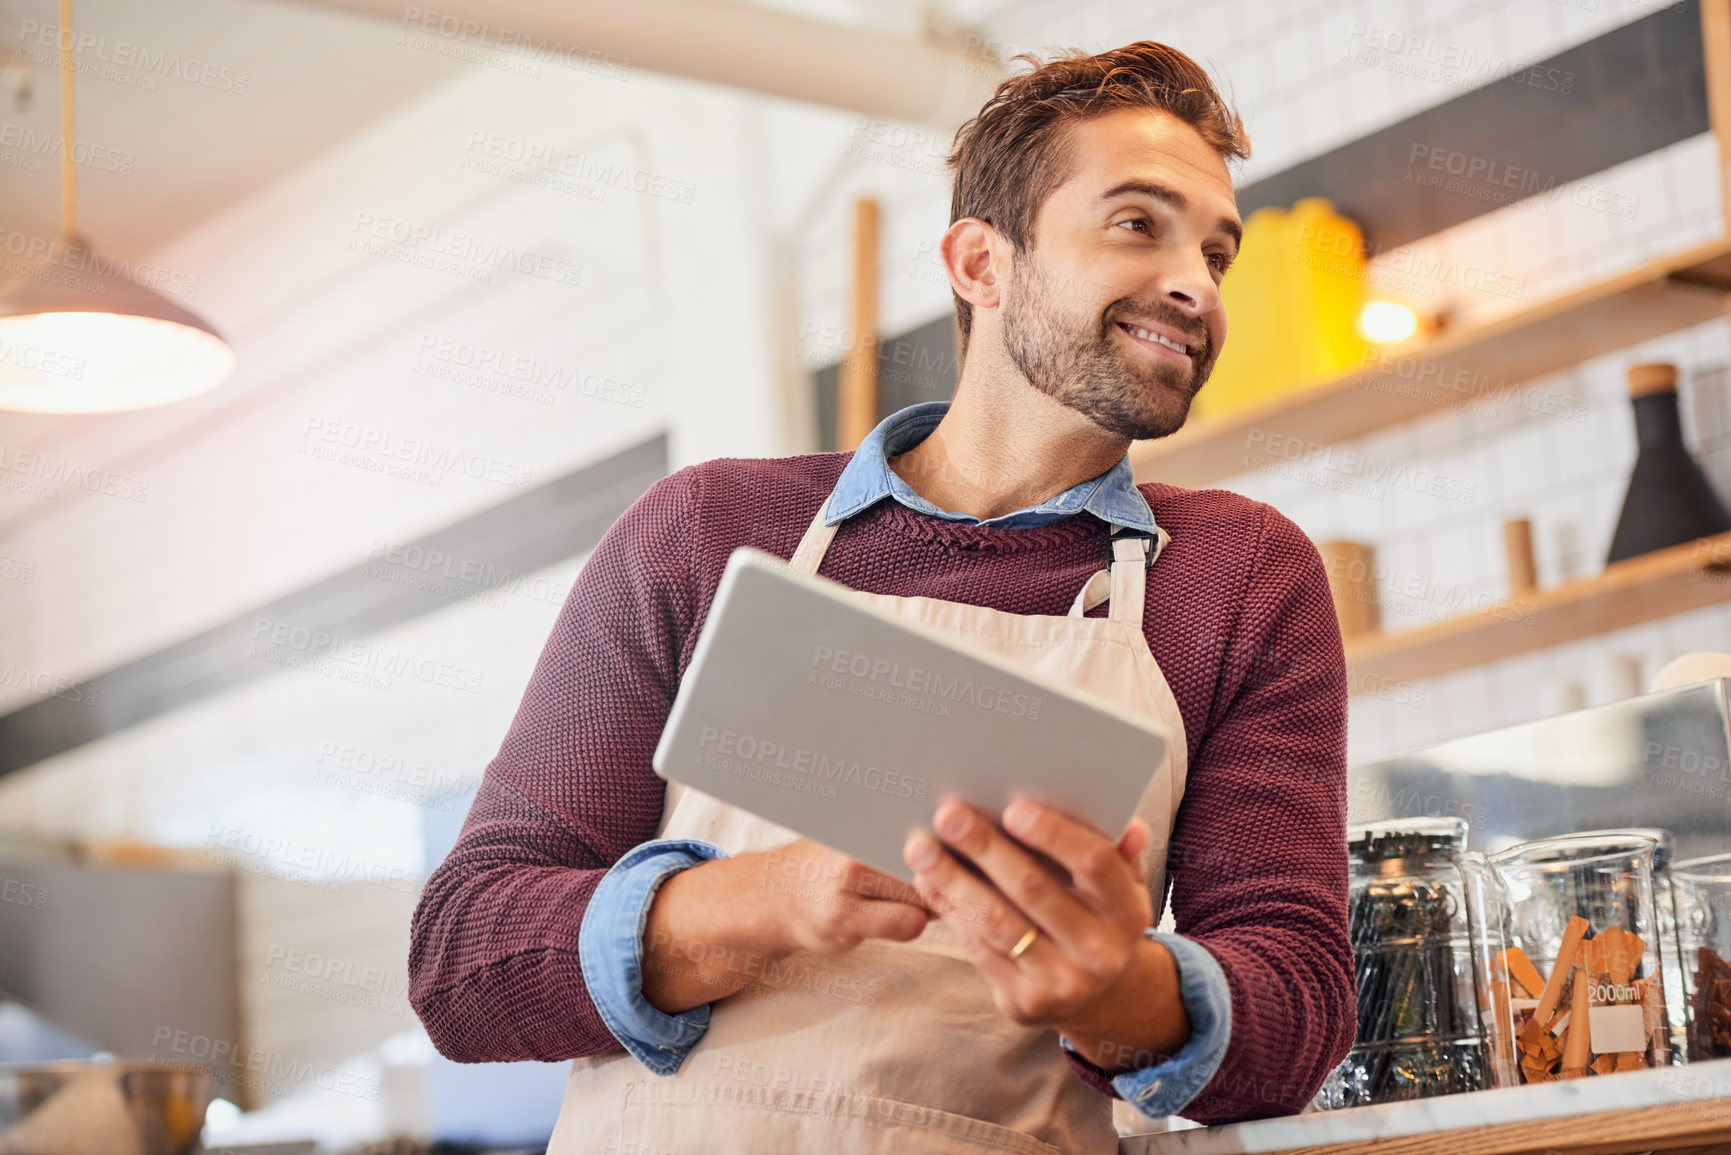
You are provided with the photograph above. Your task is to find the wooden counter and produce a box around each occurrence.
[1120,1059,1731,1155]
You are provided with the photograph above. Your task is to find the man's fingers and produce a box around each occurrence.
[857,899,930,943]
[1001,798,1147,912]
[909,815,1095,951]
[845,859,927,908]
[903,832,1027,954]
[1118,817,1152,868]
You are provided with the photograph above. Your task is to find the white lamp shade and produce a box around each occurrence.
[0,235,235,414]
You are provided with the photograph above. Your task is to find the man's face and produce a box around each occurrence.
[999,108,1240,440]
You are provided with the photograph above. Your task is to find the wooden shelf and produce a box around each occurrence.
[1344,531,1731,691]
[1129,238,1731,490]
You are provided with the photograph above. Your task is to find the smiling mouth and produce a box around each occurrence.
[1117,322,1196,358]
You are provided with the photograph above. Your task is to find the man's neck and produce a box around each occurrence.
[886,350,1130,521]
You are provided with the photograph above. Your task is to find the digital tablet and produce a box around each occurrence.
[651,546,1170,881]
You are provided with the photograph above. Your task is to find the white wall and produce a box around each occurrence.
[0,39,817,1135]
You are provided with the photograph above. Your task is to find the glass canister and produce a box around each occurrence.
[1311,818,1492,1109]
[1577,829,1688,1065]
[1488,833,1672,1082]
[1673,853,1731,1061]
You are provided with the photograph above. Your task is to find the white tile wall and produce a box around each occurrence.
[788,0,1729,766]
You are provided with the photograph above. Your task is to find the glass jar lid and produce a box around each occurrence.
[1347,817,1468,863]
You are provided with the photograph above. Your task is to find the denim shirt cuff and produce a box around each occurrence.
[1060,929,1233,1118]
[577,838,725,1075]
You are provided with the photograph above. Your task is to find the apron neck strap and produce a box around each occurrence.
[1068,527,1166,623]
[788,503,838,576]
[793,495,1163,630]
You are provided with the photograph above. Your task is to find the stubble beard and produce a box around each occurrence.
[1002,257,1215,441]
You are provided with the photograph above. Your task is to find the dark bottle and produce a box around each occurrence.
[1607,363,1731,565]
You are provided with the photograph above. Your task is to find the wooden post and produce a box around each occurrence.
[1503,518,1538,597]
[1702,0,1731,336]
[1317,540,1381,639]
[838,197,880,451]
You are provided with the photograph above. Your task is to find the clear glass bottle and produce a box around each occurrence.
[1311,818,1492,1109]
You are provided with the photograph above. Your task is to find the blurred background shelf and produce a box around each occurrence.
[1344,530,1731,690]
[1130,238,1731,490]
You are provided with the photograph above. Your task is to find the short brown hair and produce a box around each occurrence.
[947,42,1249,351]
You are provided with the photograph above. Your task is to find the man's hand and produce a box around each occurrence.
[642,838,928,1015]
[901,797,1191,1072]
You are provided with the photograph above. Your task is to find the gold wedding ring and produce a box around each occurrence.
[1007,928,1039,962]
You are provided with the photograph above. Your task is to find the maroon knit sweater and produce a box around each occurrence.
[407,452,1354,1125]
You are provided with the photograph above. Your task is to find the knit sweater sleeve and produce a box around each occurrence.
[1163,505,1355,1124]
[407,467,699,1063]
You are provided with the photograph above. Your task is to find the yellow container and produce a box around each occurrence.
[1195,197,1370,420]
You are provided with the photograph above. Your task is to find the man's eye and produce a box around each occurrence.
[1117,218,1149,234]
[1207,252,1231,272]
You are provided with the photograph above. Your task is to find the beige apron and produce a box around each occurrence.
[548,496,1190,1155]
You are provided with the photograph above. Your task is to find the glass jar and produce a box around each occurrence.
[1673,853,1731,1061]
[1575,829,1688,1065]
[1488,833,1671,1082]
[1311,818,1492,1110]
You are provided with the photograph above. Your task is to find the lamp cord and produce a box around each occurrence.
[58,0,75,238]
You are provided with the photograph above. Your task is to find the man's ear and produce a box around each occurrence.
[940,218,1006,314]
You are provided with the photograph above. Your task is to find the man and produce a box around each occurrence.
[409,40,1353,1151]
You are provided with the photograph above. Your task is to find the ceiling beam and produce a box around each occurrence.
[294,0,1004,126]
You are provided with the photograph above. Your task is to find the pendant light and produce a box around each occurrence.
[0,0,234,413]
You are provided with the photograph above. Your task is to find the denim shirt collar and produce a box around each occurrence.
[823,401,1158,534]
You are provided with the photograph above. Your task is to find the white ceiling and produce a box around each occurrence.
[0,0,1024,264]
[0,0,467,265]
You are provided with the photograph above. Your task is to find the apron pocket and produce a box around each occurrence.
[614,1080,1063,1155]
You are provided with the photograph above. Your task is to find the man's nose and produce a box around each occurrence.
[1159,255,1220,317]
